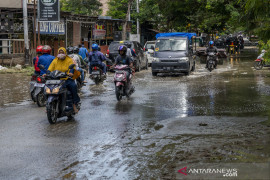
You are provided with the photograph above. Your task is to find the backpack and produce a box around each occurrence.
[92,52,100,63]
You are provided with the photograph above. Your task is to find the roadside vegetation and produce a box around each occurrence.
[0,66,34,76]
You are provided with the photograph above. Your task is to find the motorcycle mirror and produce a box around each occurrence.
[69,64,75,69]
[39,64,45,70]
[150,46,155,50]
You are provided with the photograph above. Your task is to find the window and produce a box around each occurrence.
[156,39,187,51]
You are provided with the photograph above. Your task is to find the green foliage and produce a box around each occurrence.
[107,0,269,41]
[60,0,102,16]
[239,0,270,41]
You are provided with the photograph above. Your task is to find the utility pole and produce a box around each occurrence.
[136,0,140,42]
[33,0,36,48]
[23,0,30,65]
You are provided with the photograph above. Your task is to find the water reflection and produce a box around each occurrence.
[0,74,30,107]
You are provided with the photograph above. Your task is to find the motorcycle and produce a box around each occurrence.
[33,76,46,107]
[90,66,106,85]
[29,73,38,102]
[44,64,80,124]
[207,52,217,72]
[254,58,270,70]
[114,65,135,101]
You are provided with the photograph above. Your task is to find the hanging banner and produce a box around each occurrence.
[36,20,65,34]
[38,0,60,22]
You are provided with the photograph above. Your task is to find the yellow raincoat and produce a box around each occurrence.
[48,47,80,80]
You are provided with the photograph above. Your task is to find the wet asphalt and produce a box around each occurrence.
[0,49,270,180]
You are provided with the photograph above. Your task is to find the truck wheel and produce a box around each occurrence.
[152,72,157,76]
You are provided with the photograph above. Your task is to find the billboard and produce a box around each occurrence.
[38,0,60,22]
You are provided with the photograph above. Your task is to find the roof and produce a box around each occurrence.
[156,32,197,40]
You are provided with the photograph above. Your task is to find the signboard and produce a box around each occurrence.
[93,30,106,39]
[130,34,140,43]
[36,20,65,34]
[38,0,60,22]
[93,24,106,39]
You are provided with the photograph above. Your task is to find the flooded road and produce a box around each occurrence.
[0,49,269,179]
[0,73,30,107]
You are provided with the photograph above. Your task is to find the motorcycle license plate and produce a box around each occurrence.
[46,80,61,85]
[34,83,45,87]
[92,71,100,75]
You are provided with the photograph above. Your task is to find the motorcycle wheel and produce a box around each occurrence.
[254,61,263,70]
[208,64,213,72]
[115,86,122,101]
[95,78,100,85]
[47,101,58,124]
[37,93,46,107]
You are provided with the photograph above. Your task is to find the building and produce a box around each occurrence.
[0,0,130,65]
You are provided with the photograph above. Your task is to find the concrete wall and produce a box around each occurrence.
[0,0,22,8]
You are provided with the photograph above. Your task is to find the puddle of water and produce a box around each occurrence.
[0,73,31,107]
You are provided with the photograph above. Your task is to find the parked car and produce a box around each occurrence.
[151,33,196,76]
[144,41,155,67]
[106,41,147,71]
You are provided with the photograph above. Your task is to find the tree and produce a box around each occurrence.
[240,0,270,41]
[60,0,102,16]
[107,0,134,40]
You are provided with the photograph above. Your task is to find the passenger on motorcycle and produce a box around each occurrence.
[125,42,136,60]
[89,44,107,75]
[47,47,80,113]
[67,47,86,83]
[38,45,55,75]
[206,41,218,69]
[33,45,43,75]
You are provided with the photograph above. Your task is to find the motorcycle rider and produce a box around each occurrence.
[46,47,80,113]
[38,45,55,75]
[89,44,107,75]
[33,45,43,75]
[257,49,266,60]
[78,44,89,61]
[206,41,218,69]
[113,45,133,88]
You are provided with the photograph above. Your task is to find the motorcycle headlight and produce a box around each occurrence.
[45,87,51,94]
[52,87,60,94]
[179,57,189,62]
[152,58,160,62]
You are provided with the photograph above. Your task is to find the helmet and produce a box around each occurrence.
[73,46,79,54]
[118,45,127,54]
[262,49,266,53]
[209,41,214,45]
[42,45,52,54]
[92,43,99,51]
[66,47,74,54]
[124,42,132,48]
[36,45,43,53]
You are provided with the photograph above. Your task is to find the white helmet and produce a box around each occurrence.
[262,49,266,53]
